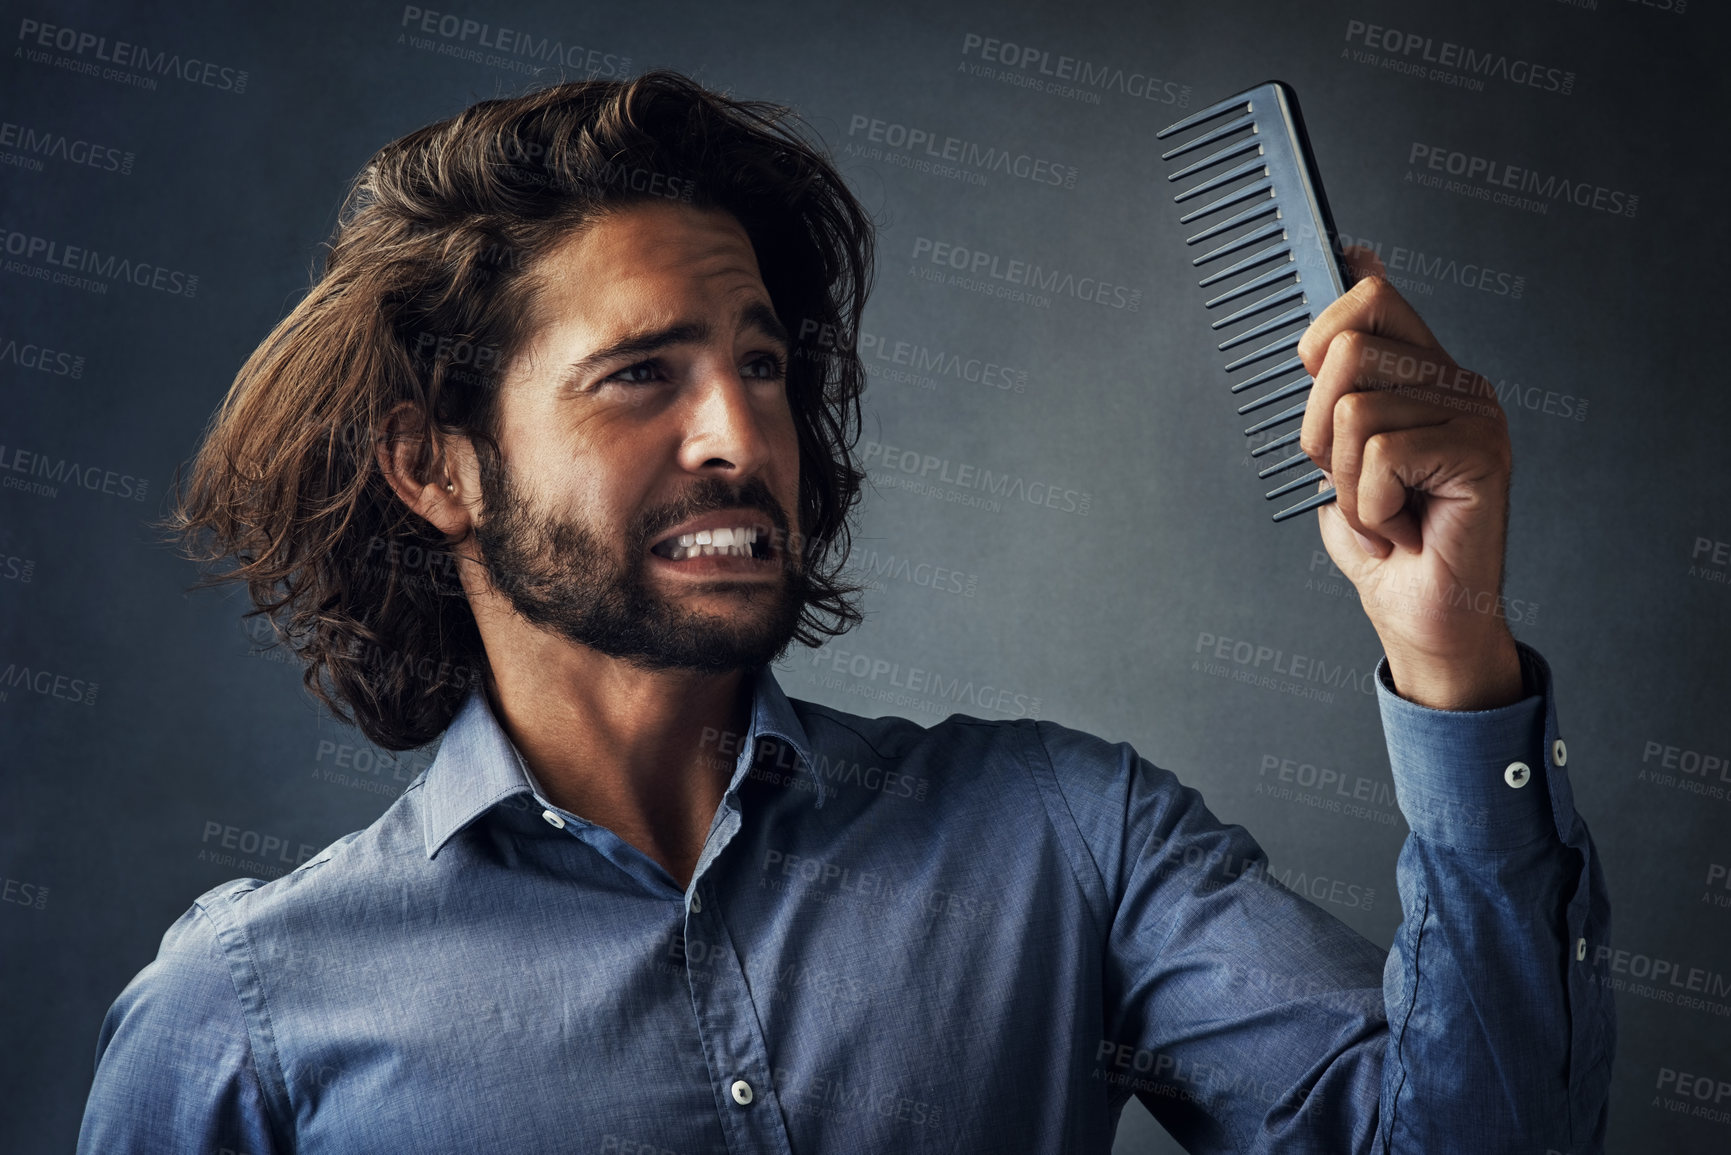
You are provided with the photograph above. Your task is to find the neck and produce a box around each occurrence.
[476,611,755,891]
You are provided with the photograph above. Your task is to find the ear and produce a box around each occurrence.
[375,401,477,540]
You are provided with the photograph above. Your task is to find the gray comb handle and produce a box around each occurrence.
[1157,81,1352,523]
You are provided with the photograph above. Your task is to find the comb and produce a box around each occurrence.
[1156,81,1351,523]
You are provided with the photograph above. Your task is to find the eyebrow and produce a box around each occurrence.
[559,300,790,389]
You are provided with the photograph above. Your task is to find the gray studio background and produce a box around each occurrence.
[3,0,1727,1151]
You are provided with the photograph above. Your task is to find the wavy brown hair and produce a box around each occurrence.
[168,70,875,751]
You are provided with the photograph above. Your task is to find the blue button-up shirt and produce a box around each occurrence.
[78,641,1611,1153]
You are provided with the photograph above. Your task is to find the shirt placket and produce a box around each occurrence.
[683,815,797,1155]
[527,746,798,1154]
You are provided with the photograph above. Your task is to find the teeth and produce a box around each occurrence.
[658,527,763,561]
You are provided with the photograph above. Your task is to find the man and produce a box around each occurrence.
[79,70,1611,1153]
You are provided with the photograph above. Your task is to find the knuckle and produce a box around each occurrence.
[1353,274,1391,303]
[1334,390,1370,431]
[1361,430,1394,473]
[1332,328,1372,367]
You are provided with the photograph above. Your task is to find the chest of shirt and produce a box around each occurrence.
[250,757,1122,1153]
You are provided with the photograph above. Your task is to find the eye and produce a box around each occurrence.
[603,360,666,386]
[743,352,788,380]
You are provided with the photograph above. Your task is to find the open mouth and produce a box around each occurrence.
[650,525,773,562]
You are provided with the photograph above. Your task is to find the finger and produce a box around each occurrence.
[1326,331,1499,421]
[1300,329,1457,479]
[1350,432,1424,554]
[1297,276,1441,377]
[1354,424,1510,553]
[1342,335,1502,418]
[1320,390,1457,551]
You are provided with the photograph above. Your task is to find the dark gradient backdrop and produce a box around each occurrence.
[3,0,1727,1151]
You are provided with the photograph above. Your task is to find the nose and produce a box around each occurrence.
[676,361,776,479]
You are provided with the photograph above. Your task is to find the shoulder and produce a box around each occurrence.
[85,896,286,1151]
[787,694,1046,769]
[106,896,243,1034]
[187,779,435,954]
[103,789,435,1064]
[787,694,1157,783]
[785,694,1182,844]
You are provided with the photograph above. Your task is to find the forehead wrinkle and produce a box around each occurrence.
[590,202,758,269]
[505,206,773,395]
[641,240,762,292]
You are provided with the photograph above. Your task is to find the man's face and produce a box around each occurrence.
[469,200,807,672]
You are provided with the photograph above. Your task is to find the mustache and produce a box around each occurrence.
[632,476,793,551]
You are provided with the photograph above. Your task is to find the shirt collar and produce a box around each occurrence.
[418,664,822,860]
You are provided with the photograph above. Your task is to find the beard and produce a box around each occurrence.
[469,450,809,673]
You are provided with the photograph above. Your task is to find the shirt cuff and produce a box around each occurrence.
[1375,641,1556,852]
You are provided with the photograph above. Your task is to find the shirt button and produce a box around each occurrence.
[541,808,565,829]
[1504,761,1531,789]
[1576,937,1587,961]
[691,892,703,913]
[730,1079,753,1106]
[1552,738,1568,767]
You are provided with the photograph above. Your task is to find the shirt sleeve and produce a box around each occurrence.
[1372,641,1612,1152]
[77,897,286,1155]
[1040,640,1612,1154]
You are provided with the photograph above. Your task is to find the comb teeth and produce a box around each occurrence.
[1158,81,1351,522]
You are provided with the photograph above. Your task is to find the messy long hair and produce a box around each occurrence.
[169,70,875,750]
